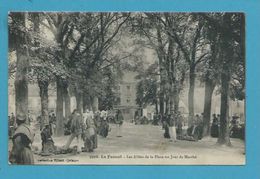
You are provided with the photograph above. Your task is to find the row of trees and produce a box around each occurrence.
[134,13,245,145]
[9,12,141,136]
[9,12,245,145]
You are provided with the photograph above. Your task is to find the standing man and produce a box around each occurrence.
[115,109,124,137]
[9,114,35,164]
[63,109,83,153]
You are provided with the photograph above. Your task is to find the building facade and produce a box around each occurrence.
[114,71,139,120]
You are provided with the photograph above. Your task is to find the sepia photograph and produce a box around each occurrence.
[8,12,245,165]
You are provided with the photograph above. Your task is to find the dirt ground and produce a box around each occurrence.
[9,121,245,165]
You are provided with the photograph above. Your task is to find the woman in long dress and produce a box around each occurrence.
[168,114,177,142]
[9,114,35,164]
[115,110,124,137]
[83,111,96,152]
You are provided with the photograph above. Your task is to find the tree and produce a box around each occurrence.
[200,13,245,145]
[30,13,52,128]
[201,39,219,136]
[39,12,79,135]
[9,12,29,123]
[130,13,190,117]
[130,13,170,116]
[98,67,118,110]
[136,63,159,113]
[198,21,221,136]
[157,13,209,124]
[69,13,131,112]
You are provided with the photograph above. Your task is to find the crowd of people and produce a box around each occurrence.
[160,113,184,142]
[210,113,245,139]
[40,109,124,154]
[8,108,125,164]
[8,108,244,164]
[136,112,244,142]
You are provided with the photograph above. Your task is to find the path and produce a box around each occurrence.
[31,122,245,165]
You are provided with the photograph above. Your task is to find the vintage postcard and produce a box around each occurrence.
[8,12,245,165]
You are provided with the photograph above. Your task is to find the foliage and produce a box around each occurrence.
[136,63,159,108]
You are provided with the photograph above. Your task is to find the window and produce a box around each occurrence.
[126,99,130,103]
[127,85,130,90]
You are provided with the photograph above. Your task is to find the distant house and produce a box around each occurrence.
[8,73,245,122]
[27,84,57,115]
[8,81,77,119]
[114,71,139,120]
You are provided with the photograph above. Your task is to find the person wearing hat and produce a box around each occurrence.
[99,116,110,138]
[63,109,83,153]
[210,114,219,138]
[230,115,240,138]
[82,110,97,152]
[9,114,35,164]
[40,123,55,155]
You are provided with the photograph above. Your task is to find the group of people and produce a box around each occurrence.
[93,109,124,138]
[8,108,125,164]
[210,113,244,139]
[62,108,124,154]
[159,112,204,142]
[161,113,183,142]
[134,115,149,125]
[186,114,204,141]
[62,109,98,153]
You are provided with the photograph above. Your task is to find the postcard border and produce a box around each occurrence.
[1,0,260,178]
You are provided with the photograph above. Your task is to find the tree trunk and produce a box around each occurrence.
[83,95,87,112]
[156,27,166,117]
[76,92,83,114]
[217,13,233,146]
[159,92,164,116]
[56,77,64,136]
[15,49,29,123]
[167,34,175,115]
[169,78,174,114]
[92,97,99,112]
[217,68,231,146]
[14,13,29,124]
[63,85,71,120]
[155,98,159,114]
[188,64,196,126]
[83,94,92,112]
[173,86,180,115]
[38,80,49,129]
[217,39,232,146]
[202,77,215,136]
[32,13,49,129]
[169,89,174,114]
[165,97,169,115]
